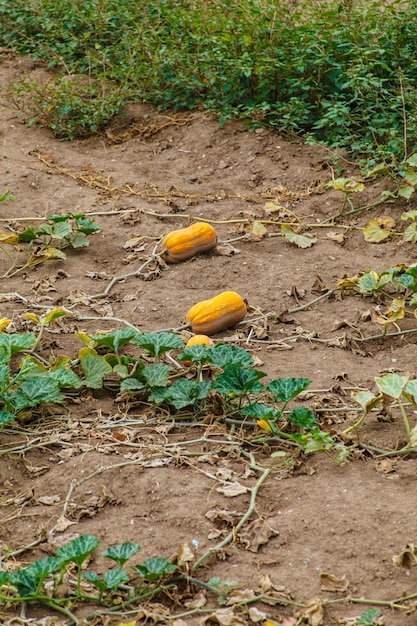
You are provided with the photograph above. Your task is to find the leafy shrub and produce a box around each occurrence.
[1,0,417,159]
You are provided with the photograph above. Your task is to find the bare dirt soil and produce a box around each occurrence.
[1,54,417,626]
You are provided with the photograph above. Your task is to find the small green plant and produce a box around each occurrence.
[0,534,177,622]
[0,212,101,278]
[337,263,417,333]
[10,75,128,139]
[353,608,381,625]
[345,373,417,450]
[0,189,14,202]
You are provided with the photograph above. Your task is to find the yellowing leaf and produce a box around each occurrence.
[76,331,94,346]
[335,275,359,290]
[264,201,287,214]
[0,317,12,331]
[0,231,19,245]
[251,220,268,240]
[24,313,40,324]
[43,307,68,325]
[403,222,417,243]
[374,297,405,325]
[362,217,394,243]
[327,177,365,193]
[398,185,414,199]
[281,224,316,248]
[405,169,417,186]
[29,247,66,265]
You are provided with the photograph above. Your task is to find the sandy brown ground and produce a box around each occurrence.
[1,54,417,626]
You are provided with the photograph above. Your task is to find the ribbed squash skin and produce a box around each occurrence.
[185,291,247,335]
[161,222,217,263]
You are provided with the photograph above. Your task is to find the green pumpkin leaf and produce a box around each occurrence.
[266,377,311,402]
[9,569,38,597]
[142,363,170,388]
[12,376,63,410]
[166,378,211,409]
[398,185,414,199]
[406,153,417,167]
[403,222,417,243]
[375,373,408,399]
[134,557,176,582]
[120,378,145,392]
[133,331,184,357]
[83,571,107,591]
[103,568,129,589]
[241,403,279,420]
[76,218,102,235]
[208,344,253,368]
[0,411,15,427]
[70,234,90,248]
[214,364,266,397]
[352,390,383,412]
[178,344,212,365]
[101,543,141,567]
[0,332,36,365]
[90,328,137,352]
[288,406,316,429]
[56,534,99,567]
[356,271,380,294]
[80,353,113,388]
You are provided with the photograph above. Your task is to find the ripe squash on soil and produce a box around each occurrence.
[160,222,217,263]
[185,291,247,335]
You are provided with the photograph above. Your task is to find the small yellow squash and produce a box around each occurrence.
[185,291,247,336]
[160,222,217,263]
[185,334,214,348]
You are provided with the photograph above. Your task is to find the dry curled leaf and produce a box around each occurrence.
[320,572,349,592]
[184,590,207,609]
[393,543,417,569]
[215,243,241,256]
[375,459,397,474]
[205,508,241,527]
[199,606,246,626]
[239,518,279,552]
[216,481,248,497]
[176,542,195,565]
[296,597,324,626]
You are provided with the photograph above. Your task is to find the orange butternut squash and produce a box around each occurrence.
[185,291,247,335]
[160,222,217,263]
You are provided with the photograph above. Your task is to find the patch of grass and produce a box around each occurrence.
[0,0,416,162]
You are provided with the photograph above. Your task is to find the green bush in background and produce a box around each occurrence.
[0,0,416,162]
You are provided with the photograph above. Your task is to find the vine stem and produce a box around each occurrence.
[89,244,160,299]
[191,453,270,570]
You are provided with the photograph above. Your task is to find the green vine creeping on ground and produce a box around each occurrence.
[0,534,177,623]
[0,324,337,456]
[0,212,102,278]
